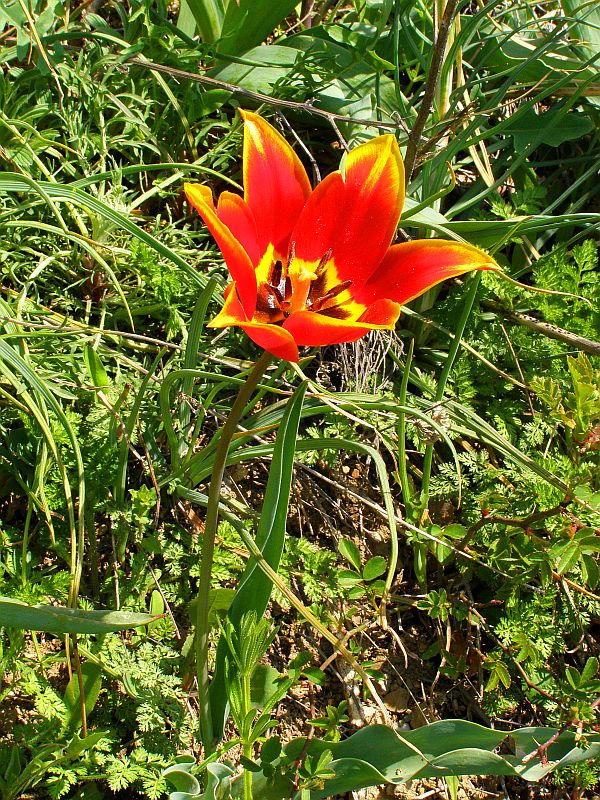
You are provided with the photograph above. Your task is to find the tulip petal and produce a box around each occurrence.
[241,110,311,260]
[356,239,499,306]
[283,299,401,347]
[185,183,257,316]
[208,281,299,362]
[216,192,261,266]
[291,134,404,290]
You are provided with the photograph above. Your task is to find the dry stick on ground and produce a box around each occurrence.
[403,0,461,181]
[482,300,600,357]
[124,57,402,132]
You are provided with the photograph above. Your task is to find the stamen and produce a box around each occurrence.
[255,283,285,324]
[279,277,292,312]
[271,284,284,303]
[286,242,296,274]
[316,248,333,273]
[311,279,353,312]
[270,259,282,288]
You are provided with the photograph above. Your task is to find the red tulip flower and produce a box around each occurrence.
[185,111,497,363]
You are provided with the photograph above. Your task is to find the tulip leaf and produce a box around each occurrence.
[177,0,224,43]
[217,0,298,56]
[279,721,600,798]
[209,381,308,740]
[560,0,600,64]
[164,759,236,799]
[0,597,158,635]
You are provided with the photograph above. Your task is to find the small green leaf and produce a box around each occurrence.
[362,556,387,581]
[83,345,109,390]
[337,569,363,588]
[338,538,361,571]
[302,667,327,685]
[348,585,367,600]
[565,666,581,689]
[555,542,581,575]
[147,590,164,634]
[260,736,282,765]
[581,554,600,588]
[580,657,598,684]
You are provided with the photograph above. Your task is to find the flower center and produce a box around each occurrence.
[254,245,353,325]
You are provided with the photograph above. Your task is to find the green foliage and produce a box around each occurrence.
[1,0,600,797]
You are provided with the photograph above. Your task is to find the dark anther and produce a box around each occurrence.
[270,284,284,303]
[270,260,282,288]
[311,279,353,312]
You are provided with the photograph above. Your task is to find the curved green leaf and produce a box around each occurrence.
[0,597,158,635]
[281,721,600,798]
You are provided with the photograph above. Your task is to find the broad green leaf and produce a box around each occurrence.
[210,382,308,740]
[506,107,594,150]
[250,664,281,709]
[561,0,600,63]
[210,36,395,139]
[175,0,198,37]
[64,662,103,731]
[0,597,157,634]
[281,721,600,797]
[164,759,201,798]
[411,212,600,249]
[217,0,298,56]
[178,0,224,43]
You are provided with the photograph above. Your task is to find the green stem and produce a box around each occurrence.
[242,671,253,800]
[396,337,414,517]
[420,272,481,517]
[403,0,460,181]
[195,350,273,754]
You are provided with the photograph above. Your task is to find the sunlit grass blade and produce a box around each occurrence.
[0,172,209,289]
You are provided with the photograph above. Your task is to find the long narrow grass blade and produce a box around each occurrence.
[0,172,208,288]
